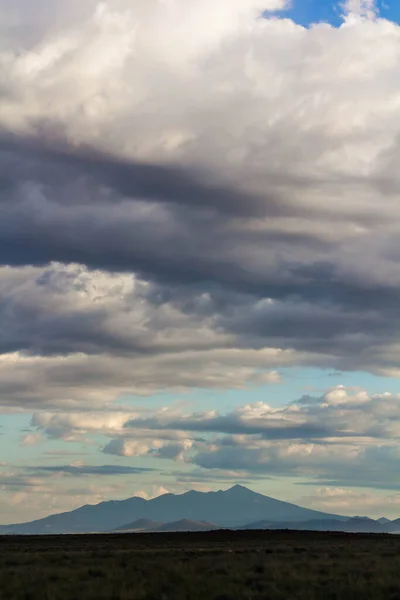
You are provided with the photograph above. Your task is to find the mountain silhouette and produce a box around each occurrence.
[0,485,346,535]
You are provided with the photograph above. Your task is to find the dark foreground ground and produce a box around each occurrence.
[1,529,400,600]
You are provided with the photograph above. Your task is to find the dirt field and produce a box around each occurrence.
[1,529,400,599]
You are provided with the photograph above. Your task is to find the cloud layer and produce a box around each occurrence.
[1,0,400,392]
[26,385,400,491]
[2,0,400,519]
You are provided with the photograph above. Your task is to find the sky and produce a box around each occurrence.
[2,0,400,524]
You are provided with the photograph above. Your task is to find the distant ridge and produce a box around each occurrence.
[0,485,346,535]
[242,517,388,534]
[114,519,161,532]
[114,515,398,536]
[148,519,218,532]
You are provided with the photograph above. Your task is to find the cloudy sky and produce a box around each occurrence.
[2,0,400,523]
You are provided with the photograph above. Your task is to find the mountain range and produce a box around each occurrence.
[113,515,400,534]
[0,485,398,535]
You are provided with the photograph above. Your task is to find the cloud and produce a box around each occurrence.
[0,262,288,409]
[133,485,172,500]
[173,387,400,489]
[342,0,378,21]
[0,460,142,523]
[0,349,283,411]
[27,464,155,476]
[27,385,400,491]
[0,472,46,491]
[301,486,400,518]
[124,386,400,441]
[169,468,268,484]
[1,259,400,414]
[20,433,42,446]
[103,437,194,460]
[1,3,400,395]
[191,440,400,491]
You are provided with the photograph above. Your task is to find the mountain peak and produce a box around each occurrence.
[377,517,391,523]
[226,484,254,495]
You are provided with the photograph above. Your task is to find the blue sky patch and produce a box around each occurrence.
[268,0,399,28]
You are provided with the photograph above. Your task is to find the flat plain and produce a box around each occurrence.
[1,530,400,600]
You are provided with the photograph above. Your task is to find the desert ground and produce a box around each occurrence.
[1,530,400,599]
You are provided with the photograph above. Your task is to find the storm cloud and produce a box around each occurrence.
[2,3,400,381]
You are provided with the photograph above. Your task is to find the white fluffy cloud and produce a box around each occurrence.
[343,0,378,21]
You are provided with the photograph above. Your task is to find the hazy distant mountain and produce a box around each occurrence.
[242,516,388,534]
[387,518,400,533]
[148,519,218,532]
[114,513,398,536]
[377,517,392,524]
[344,518,386,533]
[0,485,346,535]
[114,519,162,532]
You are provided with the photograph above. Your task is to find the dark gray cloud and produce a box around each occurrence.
[124,414,337,440]
[0,475,40,489]
[0,134,335,295]
[0,135,377,284]
[1,0,400,387]
[27,465,155,476]
[1,132,400,377]
[0,133,283,217]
